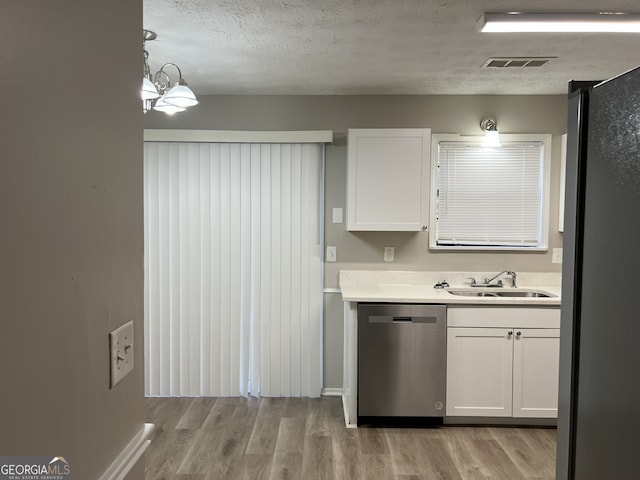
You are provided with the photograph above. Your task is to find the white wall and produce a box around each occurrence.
[144,93,568,389]
[0,2,144,478]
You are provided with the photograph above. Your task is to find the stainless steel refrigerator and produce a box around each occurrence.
[558,67,640,479]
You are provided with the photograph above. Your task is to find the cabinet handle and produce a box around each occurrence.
[516,331,522,337]
[507,331,513,337]
[422,225,428,231]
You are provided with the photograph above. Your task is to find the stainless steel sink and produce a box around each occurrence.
[492,290,554,298]
[446,288,555,298]
[447,290,502,297]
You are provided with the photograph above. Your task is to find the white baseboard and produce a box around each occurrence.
[98,423,155,480]
[321,387,343,397]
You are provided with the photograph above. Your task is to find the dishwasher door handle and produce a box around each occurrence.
[369,315,438,324]
[393,316,412,323]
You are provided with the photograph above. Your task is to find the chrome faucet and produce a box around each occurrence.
[484,270,517,288]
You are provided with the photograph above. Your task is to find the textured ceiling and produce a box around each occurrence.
[143,0,640,95]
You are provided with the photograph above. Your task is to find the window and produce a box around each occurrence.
[430,134,551,250]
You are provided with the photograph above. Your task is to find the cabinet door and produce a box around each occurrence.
[347,128,431,231]
[512,328,560,418]
[446,327,513,417]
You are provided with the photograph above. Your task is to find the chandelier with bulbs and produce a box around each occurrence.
[141,30,198,115]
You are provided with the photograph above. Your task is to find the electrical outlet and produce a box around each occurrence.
[552,248,563,264]
[110,321,134,388]
[384,246,395,262]
[326,246,337,262]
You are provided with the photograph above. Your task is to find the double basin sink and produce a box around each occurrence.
[446,288,555,298]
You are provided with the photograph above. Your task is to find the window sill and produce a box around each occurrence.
[429,245,548,252]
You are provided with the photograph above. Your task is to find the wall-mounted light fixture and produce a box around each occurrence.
[142,30,198,115]
[478,12,640,33]
[480,117,501,147]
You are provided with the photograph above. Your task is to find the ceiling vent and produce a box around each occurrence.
[482,57,556,68]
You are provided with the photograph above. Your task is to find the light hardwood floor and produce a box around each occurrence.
[144,396,556,480]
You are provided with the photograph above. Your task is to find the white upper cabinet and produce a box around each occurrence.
[347,128,431,231]
[559,133,567,232]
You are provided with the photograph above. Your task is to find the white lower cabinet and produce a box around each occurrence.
[446,307,560,419]
[512,328,560,418]
[447,327,514,417]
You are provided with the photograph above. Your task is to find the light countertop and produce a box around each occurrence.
[339,270,561,306]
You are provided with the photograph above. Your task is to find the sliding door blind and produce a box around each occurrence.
[144,142,322,397]
[436,141,544,247]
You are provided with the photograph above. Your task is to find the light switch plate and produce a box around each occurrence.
[332,208,343,224]
[326,246,337,262]
[110,321,134,388]
[552,248,563,264]
[384,246,395,262]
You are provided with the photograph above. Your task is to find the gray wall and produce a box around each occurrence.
[0,2,144,479]
[145,94,568,389]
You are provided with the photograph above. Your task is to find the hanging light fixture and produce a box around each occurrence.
[480,116,502,147]
[142,29,198,115]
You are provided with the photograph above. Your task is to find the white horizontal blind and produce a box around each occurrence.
[436,141,544,247]
[144,141,323,398]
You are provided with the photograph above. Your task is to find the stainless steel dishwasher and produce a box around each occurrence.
[358,303,446,419]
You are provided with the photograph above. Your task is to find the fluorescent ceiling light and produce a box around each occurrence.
[479,12,640,33]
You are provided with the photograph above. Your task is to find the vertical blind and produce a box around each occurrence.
[435,141,545,247]
[144,142,323,397]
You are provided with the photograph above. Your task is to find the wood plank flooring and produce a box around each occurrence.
[144,396,556,480]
